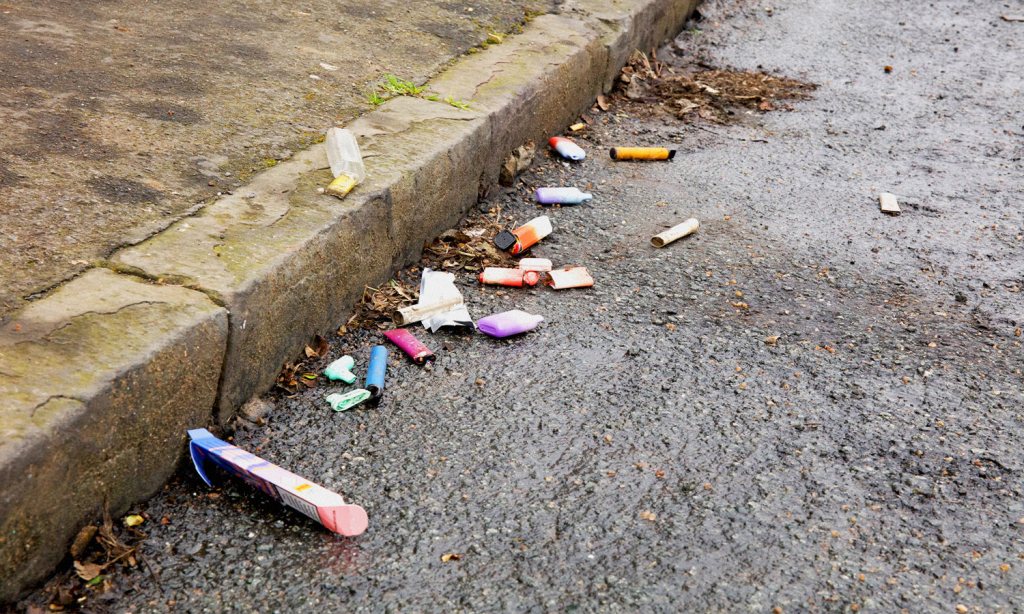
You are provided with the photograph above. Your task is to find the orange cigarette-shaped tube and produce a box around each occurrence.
[609,147,676,161]
[479,267,539,287]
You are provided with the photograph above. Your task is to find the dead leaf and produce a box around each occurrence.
[596,94,610,111]
[54,585,75,608]
[765,335,780,345]
[345,212,509,331]
[304,334,329,358]
[97,505,135,561]
[74,561,103,582]
[123,514,144,528]
[69,525,98,559]
[697,106,716,121]
[276,361,300,393]
[440,552,462,562]
[625,79,645,100]
[639,510,657,521]
[675,98,698,114]
[391,279,414,301]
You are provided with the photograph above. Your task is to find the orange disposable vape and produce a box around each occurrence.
[609,147,676,161]
[493,215,552,255]
[479,267,540,287]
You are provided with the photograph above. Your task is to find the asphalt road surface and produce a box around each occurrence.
[21,0,1023,611]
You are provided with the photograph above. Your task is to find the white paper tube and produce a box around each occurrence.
[393,296,461,326]
[651,218,700,248]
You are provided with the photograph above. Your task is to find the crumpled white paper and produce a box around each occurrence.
[418,268,472,332]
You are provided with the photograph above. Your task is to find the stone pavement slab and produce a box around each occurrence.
[0,0,550,318]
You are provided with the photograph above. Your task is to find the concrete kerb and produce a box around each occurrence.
[0,270,227,601]
[0,0,697,601]
[111,0,698,424]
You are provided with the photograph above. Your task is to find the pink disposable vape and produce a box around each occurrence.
[477,310,544,338]
[382,329,435,364]
[548,136,586,161]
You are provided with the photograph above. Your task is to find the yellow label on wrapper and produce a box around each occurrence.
[326,174,357,198]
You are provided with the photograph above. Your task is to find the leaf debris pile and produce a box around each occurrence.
[421,211,512,273]
[343,211,512,332]
[613,50,816,122]
[275,334,330,394]
[46,507,147,610]
[275,211,513,392]
[344,277,421,332]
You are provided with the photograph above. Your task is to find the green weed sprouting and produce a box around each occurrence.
[366,74,470,111]
[380,74,426,96]
[444,95,471,110]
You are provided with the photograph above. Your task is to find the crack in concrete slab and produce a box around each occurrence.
[27,394,85,419]
[97,262,226,308]
[469,60,514,99]
[36,300,164,344]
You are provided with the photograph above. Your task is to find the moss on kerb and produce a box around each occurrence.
[0,301,190,438]
[428,16,588,105]
[189,111,485,285]
[361,115,484,168]
[1,397,83,442]
[204,171,345,283]
[0,270,224,440]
